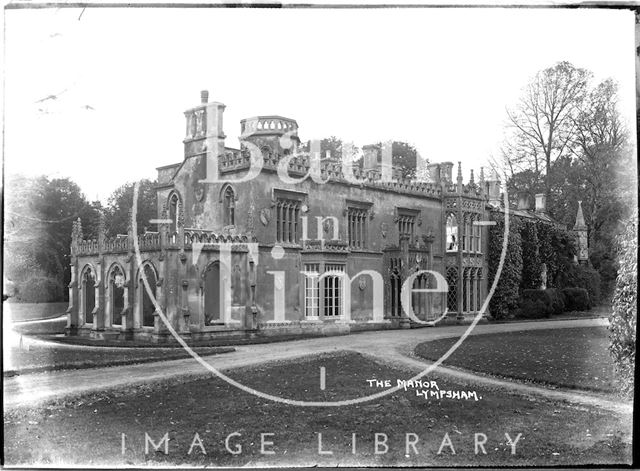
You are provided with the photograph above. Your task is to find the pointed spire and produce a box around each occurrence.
[457,161,463,184]
[573,201,587,230]
[469,169,475,185]
[98,210,106,237]
[76,217,83,241]
[479,167,485,185]
[98,210,106,253]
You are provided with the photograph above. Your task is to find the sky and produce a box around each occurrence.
[3,7,637,202]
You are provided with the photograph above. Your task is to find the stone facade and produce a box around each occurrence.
[66,92,501,342]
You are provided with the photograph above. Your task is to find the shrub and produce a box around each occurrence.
[546,288,565,315]
[561,287,591,312]
[518,289,563,318]
[557,264,601,305]
[609,216,636,398]
[14,275,64,303]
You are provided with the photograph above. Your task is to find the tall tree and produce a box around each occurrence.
[4,174,101,301]
[569,79,632,297]
[105,179,158,237]
[506,61,591,203]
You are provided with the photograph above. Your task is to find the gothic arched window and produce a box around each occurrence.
[223,186,235,226]
[168,193,180,234]
[446,214,458,252]
[463,214,471,252]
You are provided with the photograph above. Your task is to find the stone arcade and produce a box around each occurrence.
[65,91,584,342]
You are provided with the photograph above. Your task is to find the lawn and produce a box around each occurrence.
[4,351,631,467]
[415,326,618,393]
[4,344,234,375]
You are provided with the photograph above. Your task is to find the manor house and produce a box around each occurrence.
[65,91,574,342]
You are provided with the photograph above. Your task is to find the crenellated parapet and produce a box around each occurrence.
[302,239,350,253]
[73,227,257,256]
[218,150,443,199]
[240,116,299,138]
[183,228,256,246]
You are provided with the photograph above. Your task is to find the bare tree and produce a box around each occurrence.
[571,78,632,237]
[506,61,591,200]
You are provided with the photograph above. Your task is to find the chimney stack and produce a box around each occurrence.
[362,144,380,171]
[201,90,209,104]
[486,169,501,207]
[534,193,546,213]
[517,191,531,210]
[440,161,454,182]
[427,163,441,183]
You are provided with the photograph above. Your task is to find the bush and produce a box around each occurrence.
[519,298,551,319]
[546,288,565,315]
[518,289,564,318]
[557,264,601,305]
[14,275,64,303]
[609,216,636,398]
[561,287,591,312]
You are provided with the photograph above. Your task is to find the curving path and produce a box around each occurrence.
[5,317,628,414]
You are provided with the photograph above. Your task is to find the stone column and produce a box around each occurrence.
[180,280,191,335]
[66,262,79,334]
[93,260,106,331]
[399,234,411,328]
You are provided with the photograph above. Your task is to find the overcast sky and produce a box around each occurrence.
[4,7,636,202]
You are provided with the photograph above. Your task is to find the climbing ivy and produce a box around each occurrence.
[609,215,637,398]
[520,220,542,290]
[487,211,523,319]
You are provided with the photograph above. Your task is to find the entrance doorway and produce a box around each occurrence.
[204,262,221,324]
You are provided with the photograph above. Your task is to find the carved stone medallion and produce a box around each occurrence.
[194,182,205,202]
[260,208,271,226]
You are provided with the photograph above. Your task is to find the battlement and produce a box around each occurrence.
[72,224,256,257]
[218,149,444,199]
[240,116,299,138]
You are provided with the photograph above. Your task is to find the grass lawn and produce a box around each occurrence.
[415,326,617,394]
[4,351,631,467]
[4,344,234,375]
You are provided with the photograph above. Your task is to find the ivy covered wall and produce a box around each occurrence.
[487,209,599,319]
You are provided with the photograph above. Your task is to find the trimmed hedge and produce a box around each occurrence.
[557,264,601,306]
[561,287,591,312]
[546,288,565,315]
[609,215,636,398]
[519,288,565,319]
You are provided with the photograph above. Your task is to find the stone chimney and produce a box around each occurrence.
[517,191,531,210]
[427,163,441,182]
[440,162,454,182]
[183,91,226,182]
[362,144,380,172]
[485,168,501,207]
[534,193,547,213]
